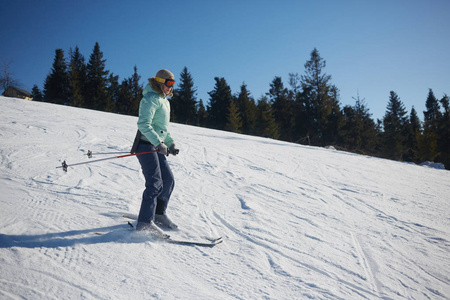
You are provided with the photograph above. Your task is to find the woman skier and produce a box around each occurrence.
[131,69,179,237]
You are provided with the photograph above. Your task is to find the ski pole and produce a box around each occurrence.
[86,150,130,158]
[57,150,159,172]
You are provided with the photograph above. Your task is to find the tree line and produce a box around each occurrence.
[31,43,450,170]
[31,42,142,116]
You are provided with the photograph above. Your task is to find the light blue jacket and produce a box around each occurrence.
[137,84,174,147]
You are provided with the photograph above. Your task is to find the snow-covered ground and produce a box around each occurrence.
[1,97,449,299]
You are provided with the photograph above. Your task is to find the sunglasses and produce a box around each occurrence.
[155,77,175,88]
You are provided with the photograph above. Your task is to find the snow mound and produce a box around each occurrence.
[420,161,446,169]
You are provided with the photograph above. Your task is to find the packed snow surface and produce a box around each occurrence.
[1,97,449,299]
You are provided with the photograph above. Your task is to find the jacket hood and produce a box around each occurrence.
[142,83,157,97]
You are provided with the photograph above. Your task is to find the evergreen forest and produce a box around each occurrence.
[30,43,450,170]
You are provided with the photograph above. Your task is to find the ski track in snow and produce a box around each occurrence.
[1,97,450,299]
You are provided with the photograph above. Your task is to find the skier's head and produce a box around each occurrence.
[155,69,175,83]
[150,69,175,97]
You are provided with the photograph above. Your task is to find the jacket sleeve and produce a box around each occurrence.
[164,132,174,148]
[137,95,162,146]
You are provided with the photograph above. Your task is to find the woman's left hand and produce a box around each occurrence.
[169,144,179,156]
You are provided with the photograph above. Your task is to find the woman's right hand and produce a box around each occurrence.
[156,143,169,156]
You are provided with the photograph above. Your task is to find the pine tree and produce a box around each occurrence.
[437,94,450,169]
[300,48,341,146]
[43,49,70,104]
[322,85,343,145]
[382,91,409,160]
[268,76,294,141]
[207,77,233,130]
[293,84,313,145]
[418,89,442,163]
[197,99,208,127]
[68,46,86,107]
[287,72,309,143]
[367,118,382,156]
[170,88,179,122]
[31,85,43,101]
[374,119,384,155]
[416,130,439,163]
[108,74,121,113]
[404,106,421,162]
[122,78,136,115]
[129,66,142,116]
[172,67,197,124]
[85,42,112,111]
[256,95,279,139]
[340,105,360,149]
[340,93,376,153]
[423,89,441,131]
[225,101,242,133]
[355,93,377,154]
[236,83,257,135]
[111,66,142,116]
[441,94,450,115]
[288,72,301,96]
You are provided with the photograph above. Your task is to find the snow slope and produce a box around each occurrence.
[1,97,449,299]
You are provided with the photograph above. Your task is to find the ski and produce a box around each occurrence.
[123,214,223,247]
[165,236,223,247]
[122,213,139,220]
[94,228,222,247]
[95,222,134,235]
[130,226,223,247]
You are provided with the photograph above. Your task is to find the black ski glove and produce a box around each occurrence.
[169,144,179,156]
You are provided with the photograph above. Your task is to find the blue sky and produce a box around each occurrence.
[1,0,449,121]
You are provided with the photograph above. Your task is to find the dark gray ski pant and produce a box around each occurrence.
[136,142,175,223]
